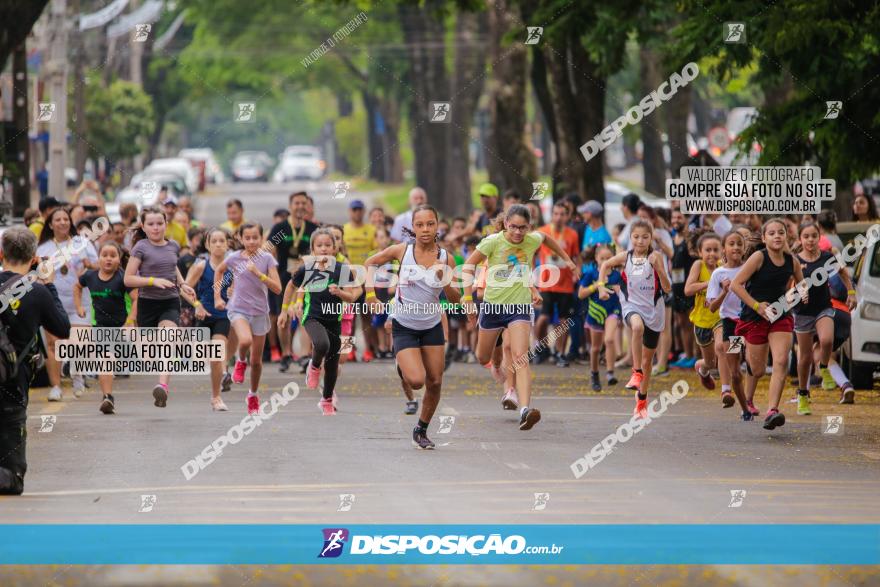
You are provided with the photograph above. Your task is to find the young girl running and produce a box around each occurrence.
[685,232,723,393]
[598,219,671,419]
[365,205,460,447]
[578,245,621,392]
[463,204,577,431]
[792,222,857,415]
[280,228,361,414]
[214,223,281,415]
[73,241,136,414]
[124,206,197,408]
[186,228,235,412]
[730,218,806,430]
[706,230,752,419]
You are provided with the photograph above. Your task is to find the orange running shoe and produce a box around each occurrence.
[624,369,643,391]
[633,395,649,419]
[362,350,375,363]
[270,347,282,362]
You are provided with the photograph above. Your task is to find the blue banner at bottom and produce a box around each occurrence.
[1,525,878,565]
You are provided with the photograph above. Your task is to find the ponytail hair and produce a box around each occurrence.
[130,205,166,246]
[494,204,531,233]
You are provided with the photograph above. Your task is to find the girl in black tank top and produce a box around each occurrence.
[738,249,794,323]
[730,219,806,432]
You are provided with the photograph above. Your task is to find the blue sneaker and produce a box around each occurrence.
[741,411,754,422]
[683,357,698,368]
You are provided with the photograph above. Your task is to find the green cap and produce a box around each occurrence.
[477,182,499,198]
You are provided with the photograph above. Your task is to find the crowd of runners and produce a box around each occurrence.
[11,184,879,450]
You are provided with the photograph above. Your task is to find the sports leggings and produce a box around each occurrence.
[303,319,341,399]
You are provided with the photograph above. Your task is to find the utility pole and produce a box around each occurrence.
[47,0,69,200]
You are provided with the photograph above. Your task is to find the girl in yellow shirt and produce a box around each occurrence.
[685,232,723,393]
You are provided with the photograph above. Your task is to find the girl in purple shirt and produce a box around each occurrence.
[214,223,282,415]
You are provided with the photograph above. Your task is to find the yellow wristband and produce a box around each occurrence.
[281,303,290,310]
[847,289,856,295]
[461,295,473,302]
[365,291,377,300]
[753,301,761,311]
[147,277,154,286]
[259,274,268,282]
[125,320,135,326]
[193,301,202,307]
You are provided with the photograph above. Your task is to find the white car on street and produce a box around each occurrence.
[274,146,326,182]
[841,226,880,389]
[143,157,199,194]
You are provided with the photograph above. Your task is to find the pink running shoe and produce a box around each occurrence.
[306,360,321,389]
[246,393,260,415]
[232,360,247,384]
[746,400,760,416]
[319,397,336,415]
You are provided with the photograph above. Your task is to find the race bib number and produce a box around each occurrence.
[727,336,744,354]
[671,268,686,284]
[631,258,647,276]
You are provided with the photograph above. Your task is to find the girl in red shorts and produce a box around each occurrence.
[730,218,806,431]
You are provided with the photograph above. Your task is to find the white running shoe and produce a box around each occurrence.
[48,386,62,402]
[72,377,85,398]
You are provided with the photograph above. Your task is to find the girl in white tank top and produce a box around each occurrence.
[363,205,462,450]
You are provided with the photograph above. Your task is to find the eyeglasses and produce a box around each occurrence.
[507,223,529,232]
[82,205,99,213]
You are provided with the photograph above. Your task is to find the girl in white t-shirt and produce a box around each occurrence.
[706,229,752,420]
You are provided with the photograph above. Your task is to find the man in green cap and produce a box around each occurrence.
[466,182,500,237]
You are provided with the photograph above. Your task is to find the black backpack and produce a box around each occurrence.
[0,275,39,384]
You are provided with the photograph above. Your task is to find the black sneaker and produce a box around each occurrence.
[556,357,570,368]
[152,384,168,408]
[100,394,115,415]
[741,411,754,422]
[840,386,855,404]
[405,400,418,415]
[220,372,232,393]
[606,372,618,386]
[279,355,292,373]
[591,372,601,392]
[763,409,786,430]
[519,408,542,430]
[412,427,435,450]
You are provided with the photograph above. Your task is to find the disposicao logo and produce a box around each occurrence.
[318,528,349,558]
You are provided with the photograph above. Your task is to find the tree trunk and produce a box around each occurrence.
[399,1,484,218]
[379,96,403,183]
[568,36,606,203]
[485,0,536,199]
[445,11,486,218]
[361,90,385,181]
[665,84,691,178]
[640,47,666,196]
[399,1,450,211]
[11,44,30,215]
[530,50,561,192]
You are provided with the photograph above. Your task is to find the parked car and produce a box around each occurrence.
[840,224,880,389]
[179,148,225,184]
[274,145,325,182]
[232,151,272,183]
[143,157,199,194]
